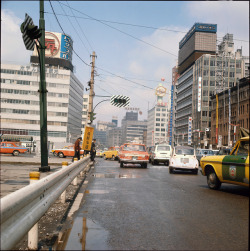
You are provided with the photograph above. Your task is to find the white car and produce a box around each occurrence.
[169,146,199,174]
[151,144,172,165]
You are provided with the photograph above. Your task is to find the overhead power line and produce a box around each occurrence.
[57,1,178,57]
[45,11,249,43]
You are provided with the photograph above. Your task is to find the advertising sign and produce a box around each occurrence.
[198,77,202,112]
[188,117,192,145]
[82,126,94,151]
[33,31,73,63]
[169,85,174,145]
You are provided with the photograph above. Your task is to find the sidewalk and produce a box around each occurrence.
[0,154,72,166]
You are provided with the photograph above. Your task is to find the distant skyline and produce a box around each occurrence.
[2,1,249,126]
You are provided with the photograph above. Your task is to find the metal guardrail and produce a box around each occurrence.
[0,156,91,250]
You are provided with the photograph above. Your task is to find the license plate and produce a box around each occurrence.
[181,158,189,164]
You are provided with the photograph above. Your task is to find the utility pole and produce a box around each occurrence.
[88,51,96,125]
[39,0,49,172]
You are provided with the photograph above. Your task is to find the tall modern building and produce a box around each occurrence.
[178,23,217,75]
[1,31,84,146]
[107,127,122,147]
[174,23,249,148]
[147,104,169,146]
[121,111,147,144]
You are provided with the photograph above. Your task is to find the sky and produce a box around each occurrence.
[1,1,249,126]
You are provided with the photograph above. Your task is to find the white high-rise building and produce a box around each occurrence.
[81,94,89,136]
[1,63,84,145]
[147,105,169,146]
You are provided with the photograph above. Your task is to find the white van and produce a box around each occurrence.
[151,144,172,165]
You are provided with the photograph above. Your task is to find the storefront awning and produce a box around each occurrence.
[0,134,33,142]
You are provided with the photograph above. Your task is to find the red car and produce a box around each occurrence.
[118,143,149,168]
[52,145,84,158]
[0,142,28,156]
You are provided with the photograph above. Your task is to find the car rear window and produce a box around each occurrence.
[175,147,194,155]
[124,144,146,152]
[157,146,170,151]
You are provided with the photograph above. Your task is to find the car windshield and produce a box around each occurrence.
[175,147,194,155]
[123,144,145,152]
[157,146,170,151]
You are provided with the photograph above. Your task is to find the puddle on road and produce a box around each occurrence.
[55,217,109,250]
[93,173,140,179]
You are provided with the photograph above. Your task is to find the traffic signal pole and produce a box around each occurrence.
[39,0,50,172]
[88,51,96,125]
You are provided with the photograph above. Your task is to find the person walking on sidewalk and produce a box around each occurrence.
[90,139,96,161]
[73,137,82,161]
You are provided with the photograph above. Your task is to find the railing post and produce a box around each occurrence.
[60,161,68,203]
[80,156,84,177]
[72,158,78,185]
[28,172,40,250]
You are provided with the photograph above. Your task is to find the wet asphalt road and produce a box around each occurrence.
[64,158,249,250]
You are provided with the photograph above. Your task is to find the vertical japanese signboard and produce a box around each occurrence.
[228,89,231,146]
[188,117,192,145]
[198,77,202,112]
[169,85,174,145]
[82,126,94,151]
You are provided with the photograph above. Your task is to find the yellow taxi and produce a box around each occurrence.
[96,150,104,157]
[200,137,249,190]
[103,146,119,160]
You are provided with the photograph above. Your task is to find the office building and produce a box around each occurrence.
[178,23,217,75]
[1,31,84,146]
[210,77,249,148]
[121,111,147,144]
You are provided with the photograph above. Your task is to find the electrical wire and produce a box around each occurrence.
[49,0,90,67]
[57,2,178,57]
[65,1,94,52]
[44,11,249,43]
[57,1,91,55]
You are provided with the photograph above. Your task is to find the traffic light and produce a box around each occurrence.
[89,112,96,123]
[110,95,130,107]
[26,25,42,40]
[114,98,127,105]
[20,14,42,51]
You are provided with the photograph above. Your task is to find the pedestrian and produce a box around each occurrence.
[90,139,96,161]
[73,137,82,161]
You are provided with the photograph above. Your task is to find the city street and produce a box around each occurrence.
[62,157,249,250]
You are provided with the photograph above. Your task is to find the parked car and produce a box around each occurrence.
[150,144,172,165]
[103,146,119,160]
[52,145,84,158]
[196,149,214,164]
[96,150,104,157]
[217,148,232,155]
[169,146,199,174]
[0,141,29,156]
[200,137,249,190]
[212,150,220,155]
[119,143,149,168]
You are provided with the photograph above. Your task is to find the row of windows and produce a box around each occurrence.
[1,118,67,126]
[2,89,69,98]
[1,108,67,117]
[1,68,70,80]
[0,128,67,138]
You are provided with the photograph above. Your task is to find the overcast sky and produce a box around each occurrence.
[1,1,249,126]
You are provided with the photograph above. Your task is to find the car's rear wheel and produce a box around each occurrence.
[141,163,147,168]
[207,170,221,190]
[13,150,19,156]
[58,152,64,158]
[111,155,115,160]
[120,161,124,168]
